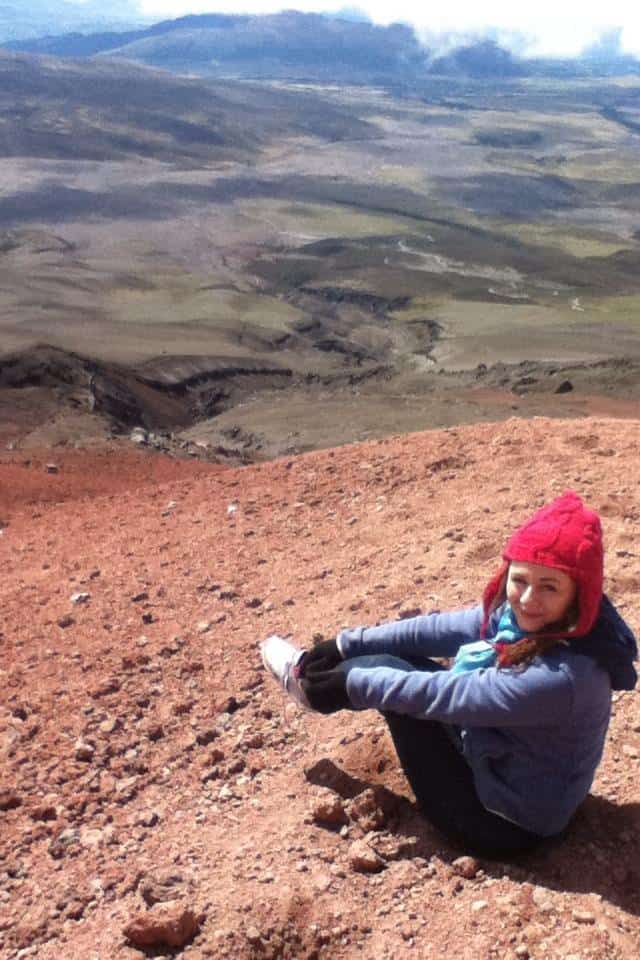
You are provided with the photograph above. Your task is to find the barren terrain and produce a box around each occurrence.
[2,54,640,459]
[1,415,640,959]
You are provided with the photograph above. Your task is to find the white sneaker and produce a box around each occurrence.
[260,635,310,709]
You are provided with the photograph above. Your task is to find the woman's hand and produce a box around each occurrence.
[301,669,351,714]
[301,639,343,675]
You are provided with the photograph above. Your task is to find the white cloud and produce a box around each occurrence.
[136,1,640,57]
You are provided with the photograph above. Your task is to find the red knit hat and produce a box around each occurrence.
[482,491,604,638]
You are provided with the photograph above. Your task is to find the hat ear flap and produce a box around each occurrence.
[481,561,509,637]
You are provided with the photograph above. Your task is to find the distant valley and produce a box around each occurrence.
[1,18,640,459]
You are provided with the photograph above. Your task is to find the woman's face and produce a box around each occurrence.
[506,561,577,633]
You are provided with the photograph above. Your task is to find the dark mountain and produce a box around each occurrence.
[0,48,375,165]
[5,10,640,85]
[429,40,526,78]
[7,10,429,83]
[4,12,250,58]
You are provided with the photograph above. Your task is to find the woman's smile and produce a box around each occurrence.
[506,561,577,632]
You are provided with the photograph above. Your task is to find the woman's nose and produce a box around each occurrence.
[521,585,534,604]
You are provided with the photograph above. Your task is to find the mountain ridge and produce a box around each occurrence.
[5,10,640,82]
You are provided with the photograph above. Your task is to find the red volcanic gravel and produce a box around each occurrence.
[1,417,640,959]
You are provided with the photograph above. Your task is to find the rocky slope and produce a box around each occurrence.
[1,416,639,959]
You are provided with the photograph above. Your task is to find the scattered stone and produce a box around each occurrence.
[130,428,148,445]
[91,678,121,698]
[131,591,149,603]
[80,828,104,848]
[555,379,573,394]
[124,902,200,948]
[140,872,185,906]
[146,723,165,742]
[99,718,122,735]
[452,855,480,879]
[572,909,596,924]
[347,787,388,831]
[173,700,195,716]
[57,614,74,629]
[30,802,58,822]
[471,899,488,913]
[70,592,91,605]
[138,810,161,828]
[0,789,22,811]
[218,696,240,714]
[45,463,59,474]
[245,925,263,945]
[348,839,385,874]
[74,740,95,762]
[369,833,418,862]
[195,727,219,746]
[49,827,80,859]
[310,791,348,827]
[622,744,639,759]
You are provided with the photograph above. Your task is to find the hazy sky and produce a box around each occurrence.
[133,1,640,58]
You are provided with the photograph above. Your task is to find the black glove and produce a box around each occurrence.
[301,639,343,676]
[301,669,351,714]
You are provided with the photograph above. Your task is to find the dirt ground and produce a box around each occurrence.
[1,415,639,960]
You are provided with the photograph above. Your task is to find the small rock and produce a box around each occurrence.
[99,718,121,735]
[30,802,58,822]
[130,428,148,445]
[123,902,200,948]
[348,839,385,874]
[572,909,595,924]
[622,744,639,759]
[452,856,480,879]
[146,723,165,742]
[310,791,348,827]
[555,379,573,394]
[348,788,388,831]
[91,677,121,698]
[195,727,219,746]
[471,899,488,913]
[218,696,240,714]
[80,828,104,848]
[137,810,161,828]
[57,614,74,629]
[0,789,22,811]
[45,463,59,474]
[74,740,95,762]
[140,872,185,906]
[70,592,90,605]
[246,925,263,945]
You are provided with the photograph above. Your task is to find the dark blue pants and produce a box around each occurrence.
[341,654,546,858]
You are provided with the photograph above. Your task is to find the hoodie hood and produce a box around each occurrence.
[572,595,637,691]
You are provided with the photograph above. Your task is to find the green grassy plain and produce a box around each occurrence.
[3,53,640,451]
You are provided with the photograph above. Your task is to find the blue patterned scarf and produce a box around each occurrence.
[451,605,525,674]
